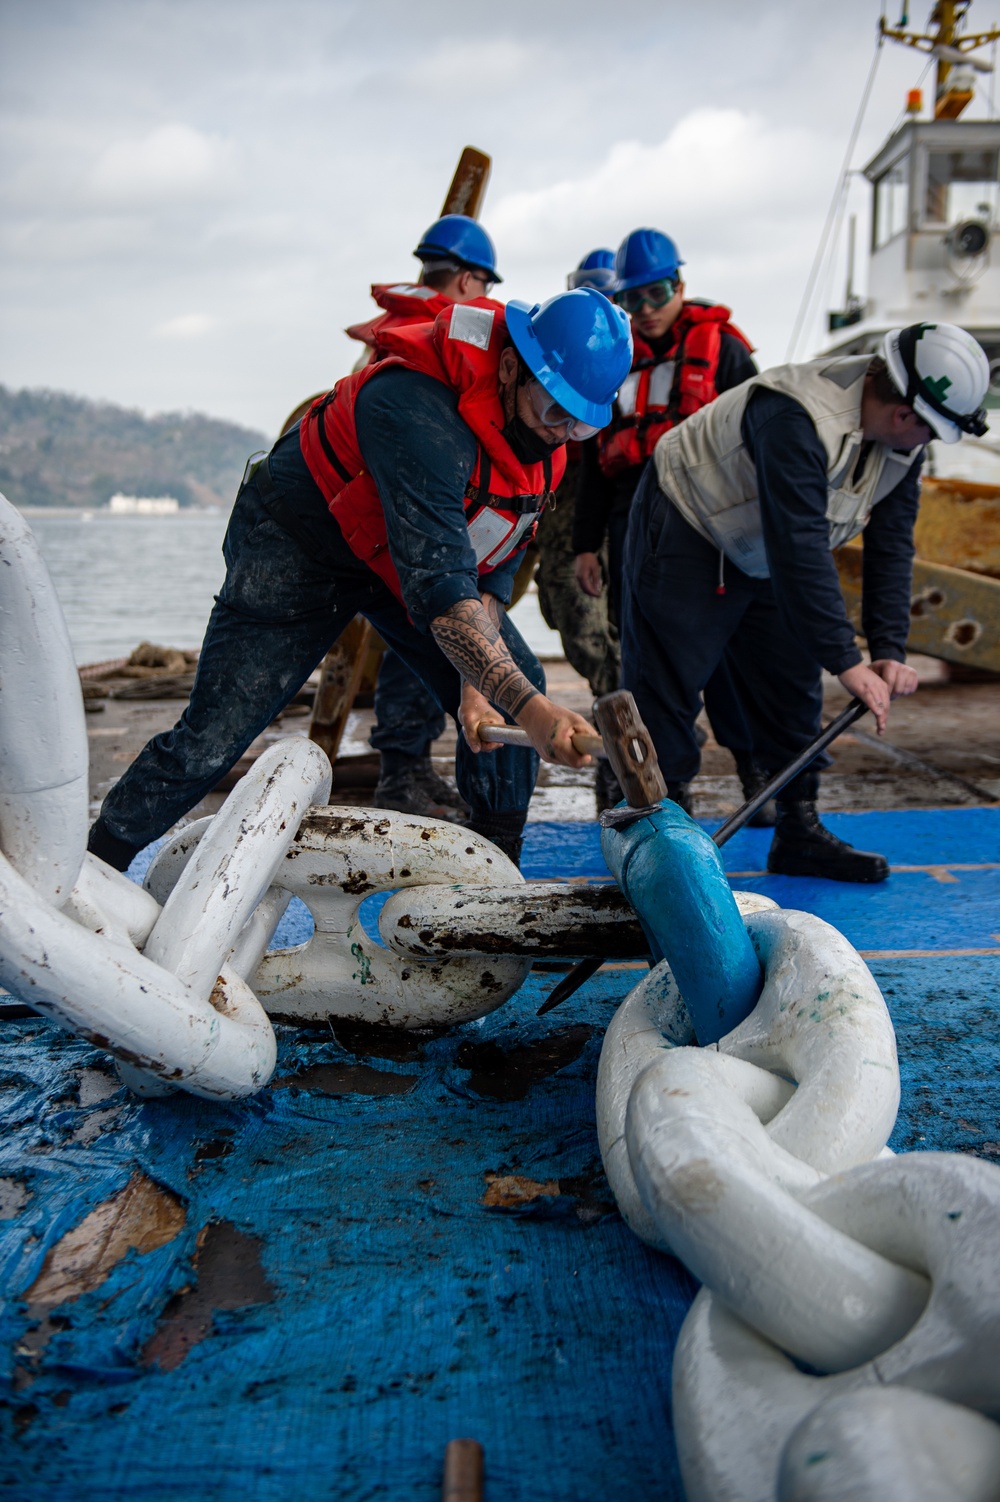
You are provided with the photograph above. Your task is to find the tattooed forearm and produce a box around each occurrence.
[431,597,539,719]
[481,592,505,630]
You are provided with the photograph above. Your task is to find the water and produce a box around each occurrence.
[25,511,563,665]
[29,511,229,663]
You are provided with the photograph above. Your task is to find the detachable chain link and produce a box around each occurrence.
[598,905,1000,1500]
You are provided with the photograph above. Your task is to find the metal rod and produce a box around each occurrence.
[536,954,604,1015]
[711,699,868,847]
[538,698,869,1016]
[442,1439,483,1502]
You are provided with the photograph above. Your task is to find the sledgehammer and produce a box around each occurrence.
[478,689,668,810]
[537,696,869,1015]
[480,689,668,1015]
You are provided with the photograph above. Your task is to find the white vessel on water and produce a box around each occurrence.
[821,1,1000,484]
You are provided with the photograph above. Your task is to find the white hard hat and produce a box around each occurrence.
[883,322,989,443]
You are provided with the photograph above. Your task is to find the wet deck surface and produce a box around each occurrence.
[1,811,998,1499]
[83,653,1000,827]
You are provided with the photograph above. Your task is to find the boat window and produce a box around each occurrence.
[924,149,999,225]
[874,164,908,247]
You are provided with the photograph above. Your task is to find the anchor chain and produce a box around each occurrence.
[598,905,1000,1501]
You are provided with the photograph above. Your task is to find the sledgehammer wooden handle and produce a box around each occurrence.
[478,723,606,757]
[477,691,668,812]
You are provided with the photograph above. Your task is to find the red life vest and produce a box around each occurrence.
[345,282,455,353]
[300,300,565,606]
[596,302,753,478]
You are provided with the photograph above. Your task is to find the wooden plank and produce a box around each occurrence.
[836,542,1000,672]
[440,147,491,219]
[308,617,373,763]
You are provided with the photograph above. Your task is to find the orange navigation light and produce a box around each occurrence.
[906,88,923,115]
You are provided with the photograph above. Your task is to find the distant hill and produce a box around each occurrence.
[0,385,271,510]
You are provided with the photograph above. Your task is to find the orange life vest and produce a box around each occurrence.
[596,302,753,477]
[300,300,565,606]
[345,282,456,353]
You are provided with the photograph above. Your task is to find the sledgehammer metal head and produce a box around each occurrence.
[592,690,667,810]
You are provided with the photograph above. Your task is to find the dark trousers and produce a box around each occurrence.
[96,435,542,856]
[607,467,754,760]
[370,649,446,758]
[620,465,827,802]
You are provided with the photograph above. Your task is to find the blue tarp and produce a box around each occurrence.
[0,809,997,1499]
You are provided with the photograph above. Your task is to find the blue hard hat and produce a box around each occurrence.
[614,228,684,291]
[567,248,616,292]
[414,214,502,283]
[505,289,634,428]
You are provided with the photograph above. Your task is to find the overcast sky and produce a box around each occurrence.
[1,0,991,436]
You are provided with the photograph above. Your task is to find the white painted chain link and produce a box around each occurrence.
[145,807,531,1028]
[597,903,1000,1501]
[0,493,532,1088]
[5,496,999,1495]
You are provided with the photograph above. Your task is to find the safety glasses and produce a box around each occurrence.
[614,279,679,315]
[567,266,618,292]
[470,269,498,293]
[526,378,600,441]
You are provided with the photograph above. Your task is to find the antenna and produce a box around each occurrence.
[880,0,1000,118]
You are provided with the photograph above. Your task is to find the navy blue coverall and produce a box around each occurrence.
[574,321,762,764]
[90,368,541,868]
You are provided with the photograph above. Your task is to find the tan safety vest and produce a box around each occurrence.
[653,355,922,579]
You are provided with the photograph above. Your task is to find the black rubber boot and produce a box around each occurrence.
[375,752,466,824]
[666,781,694,816]
[735,758,777,828]
[466,810,527,869]
[767,801,889,884]
[414,755,469,817]
[594,758,624,815]
[87,818,142,873]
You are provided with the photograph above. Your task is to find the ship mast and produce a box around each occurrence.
[880,2,1000,119]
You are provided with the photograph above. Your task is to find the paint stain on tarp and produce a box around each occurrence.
[456,1026,594,1101]
[482,1161,616,1226]
[141,1222,274,1373]
[271,1063,417,1097]
[26,1172,185,1308]
[483,1173,560,1208]
[330,1020,436,1063]
[14,1174,185,1383]
[0,1177,31,1220]
[188,1135,236,1176]
[68,1105,124,1145]
[75,1067,121,1108]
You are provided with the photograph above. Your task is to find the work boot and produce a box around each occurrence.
[414,755,469,817]
[87,818,142,873]
[466,810,527,869]
[595,758,624,815]
[666,781,694,816]
[375,753,466,824]
[735,758,777,828]
[767,801,889,884]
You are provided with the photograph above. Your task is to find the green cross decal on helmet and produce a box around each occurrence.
[883,322,990,443]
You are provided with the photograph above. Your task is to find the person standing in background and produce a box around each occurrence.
[572,227,770,817]
[532,250,623,810]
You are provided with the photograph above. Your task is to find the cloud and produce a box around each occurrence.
[90,123,236,205]
[483,107,845,368]
[490,108,832,271]
[153,312,218,340]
